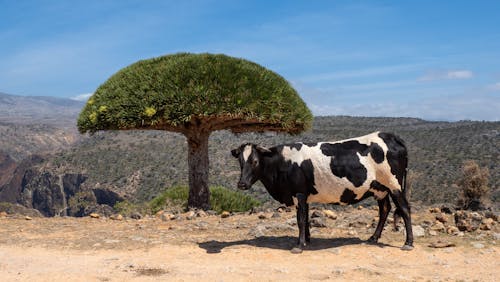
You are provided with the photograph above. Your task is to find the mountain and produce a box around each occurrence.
[0,92,84,127]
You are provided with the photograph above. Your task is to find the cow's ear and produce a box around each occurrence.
[256,146,272,156]
[231,148,241,158]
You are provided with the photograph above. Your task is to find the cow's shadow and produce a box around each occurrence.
[198,236,394,254]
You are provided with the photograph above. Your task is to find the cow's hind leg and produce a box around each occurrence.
[368,196,391,243]
[291,193,308,254]
[390,190,413,250]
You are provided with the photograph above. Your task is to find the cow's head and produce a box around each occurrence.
[231,143,272,190]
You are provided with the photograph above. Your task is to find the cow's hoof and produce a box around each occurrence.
[290,247,303,254]
[366,236,378,244]
[401,244,414,251]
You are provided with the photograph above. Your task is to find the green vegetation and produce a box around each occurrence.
[77,53,312,134]
[149,186,261,214]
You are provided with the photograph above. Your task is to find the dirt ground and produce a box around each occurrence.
[0,208,498,281]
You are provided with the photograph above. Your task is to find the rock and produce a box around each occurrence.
[435,213,448,223]
[479,218,494,230]
[196,210,207,217]
[472,243,485,249]
[110,214,123,221]
[286,218,297,226]
[160,212,176,221]
[447,226,460,235]
[195,221,209,230]
[357,205,364,210]
[311,210,324,218]
[249,225,268,237]
[89,213,100,218]
[347,230,357,236]
[323,210,338,220]
[429,207,441,213]
[130,212,142,220]
[25,216,32,220]
[184,211,196,220]
[484,211,499,222]
[428,240,456,248]
[221,211,230,218]
[493,233,500,240]
[310,217,327,227]
[257,212,269,219]
[429,230,438,236]
[0,211,7,217]
[431,221,446,232]
[413,225,426,237]
[272,212,280,218]
[440,205,454,214]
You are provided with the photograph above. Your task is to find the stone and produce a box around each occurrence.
[257,212,269,219]
[357,205,364,210]
[413,225,426,237]
[310,217,327,228]
[429,230,438,236]
[429,207,441,213]
[435,213,448,223]
[25,216,33,220]
[160,213,176,221]
[431,221,446,232]
[480,218,494,230]
[185,211,196,220]
[323,210,338,220]
[472,243,485,249]
[311,210,324,218]
[0,211,7,217]
[110,214,123,221]
[196,210,207,217]
[89,213,100,219]
[347,230,357,236]
[493,233,500,240]
[286,218,297,226]
[447,226,460,235]
[249,225,268,237]
[221,211,230,218]
[195,221,209,230]
[271,212,281,218]
[428,240,456,248]
[130,212,142,220]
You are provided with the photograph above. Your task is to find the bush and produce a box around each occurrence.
[149,186,261,214]
[457,160,490,210]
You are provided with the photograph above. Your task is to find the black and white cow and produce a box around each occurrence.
[231,131,413,253]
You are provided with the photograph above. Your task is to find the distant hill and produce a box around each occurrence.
[0,93,498,211]
[0,92,84,127]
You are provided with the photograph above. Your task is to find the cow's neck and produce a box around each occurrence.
[258,155,291,204]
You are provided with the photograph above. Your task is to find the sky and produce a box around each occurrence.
[0,0,499,121]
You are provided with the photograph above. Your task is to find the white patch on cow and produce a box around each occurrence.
[242,145,252,162]
[281,145,305,166]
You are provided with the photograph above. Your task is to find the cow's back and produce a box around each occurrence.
[280,132,407,204]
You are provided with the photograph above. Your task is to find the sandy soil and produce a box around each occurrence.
[0,209,498,281]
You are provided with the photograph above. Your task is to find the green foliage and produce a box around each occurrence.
[114,200,150,216]
[149,186,261,214]
[78,53,312,134]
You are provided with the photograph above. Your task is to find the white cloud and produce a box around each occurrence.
[418,70,473,81]
[487,82,500,91]
[71,93,93,101]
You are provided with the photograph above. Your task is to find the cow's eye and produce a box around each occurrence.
[252,159,258,167]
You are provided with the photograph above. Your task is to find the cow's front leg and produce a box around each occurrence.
[291,193,308,254]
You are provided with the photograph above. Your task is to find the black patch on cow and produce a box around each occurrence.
[370,180,389,192]
[298,159,318,195]
[304,142,318,147]
[340,188,357,203]
[378,132,407,186]
[320,141,369,187]
[369,142,385,163]
[288,143,303,151]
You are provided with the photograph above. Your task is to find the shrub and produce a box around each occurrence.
[457,160,490,210]
[149,186,261,214]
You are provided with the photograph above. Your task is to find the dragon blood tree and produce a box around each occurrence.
[78,53,312,210]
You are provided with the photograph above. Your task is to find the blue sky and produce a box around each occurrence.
[1,1,499,121]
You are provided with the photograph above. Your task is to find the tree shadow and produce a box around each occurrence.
[198,236,396,254]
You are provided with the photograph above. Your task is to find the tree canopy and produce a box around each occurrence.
[77,53,312,135]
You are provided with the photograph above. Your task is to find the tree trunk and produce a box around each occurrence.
[186,131,211,210]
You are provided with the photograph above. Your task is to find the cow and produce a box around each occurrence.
[231,131,413,253]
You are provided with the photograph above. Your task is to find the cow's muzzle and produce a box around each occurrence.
[237,181,250,190]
